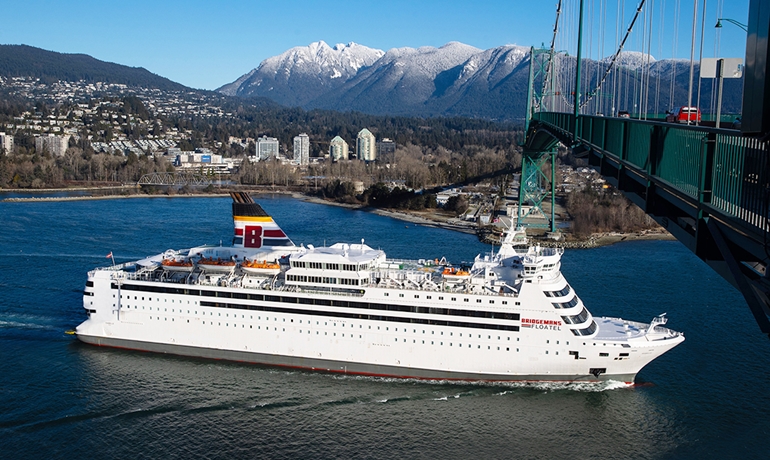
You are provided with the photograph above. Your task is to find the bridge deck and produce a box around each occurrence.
[530,112,770,335]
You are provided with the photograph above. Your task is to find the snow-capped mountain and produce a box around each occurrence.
[602,50,656,69]
[219,41,743,120]
[217,41,384,106]
[308,42,485,115]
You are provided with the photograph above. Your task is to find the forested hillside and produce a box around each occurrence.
[0,45,188,91]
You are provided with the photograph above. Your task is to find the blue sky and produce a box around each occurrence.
[0,0,750,90]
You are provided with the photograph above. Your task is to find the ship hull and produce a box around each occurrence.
[76,333,636,383]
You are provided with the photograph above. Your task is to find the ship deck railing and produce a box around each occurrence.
[112,266,520,298]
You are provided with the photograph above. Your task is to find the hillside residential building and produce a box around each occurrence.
[35,134,70,157]
[0,132,13,154]
[376,138,396,162]
[293,133,310,166]
[356,128,376,162]
[329,135,349,161]
[256,135,280,161]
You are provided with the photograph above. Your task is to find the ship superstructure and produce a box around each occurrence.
[77,193,684,383]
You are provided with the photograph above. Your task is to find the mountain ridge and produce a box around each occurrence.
[0,44,189,92]
[220,41,737,121]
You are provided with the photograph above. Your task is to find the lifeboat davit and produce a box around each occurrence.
[161,258,194,272]
[197,257,236,273]
[241,259,281,276]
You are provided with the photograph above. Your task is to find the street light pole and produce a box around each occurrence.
[715,18,748,32]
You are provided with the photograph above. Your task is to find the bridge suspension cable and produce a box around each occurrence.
[580,0,647,110]
[537,0,562,113]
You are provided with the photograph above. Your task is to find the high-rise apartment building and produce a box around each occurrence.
[356,128,376,162]
[256,135,280,161]
[293,133,310,165]
[329,135,349,162]
[376,138,396,162]
[0,132,13,155]
[35,134,70,157]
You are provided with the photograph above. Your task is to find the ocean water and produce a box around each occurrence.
[0,195,768,459]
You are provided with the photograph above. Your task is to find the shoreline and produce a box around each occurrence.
[2,189,674,248]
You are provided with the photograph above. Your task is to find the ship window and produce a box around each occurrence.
[620,353,629,357]
[427,296,432,299]
[439,297,444,300]
[384,293,389,296]
[464,298,469,302]
[489,300,494,304]
[502,301,507,305]
[414,295,419,299]
[600,353,609,357]
[451,298,456,301]
[476,299,481,303]
[399,294,404,298]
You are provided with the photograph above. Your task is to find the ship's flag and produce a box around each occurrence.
[106,252,113,259]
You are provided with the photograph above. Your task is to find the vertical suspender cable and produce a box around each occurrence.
[711,0,724,116]
[640,0,650,119]
[687,0,698,113]
[670,0,680,109]
[599,0,606,115]
[655,0,666,115]
[645,0,654,118]
[612,0,620,114]
[575,0,586,135]
[580,0,646,110]
[695,0,707,125]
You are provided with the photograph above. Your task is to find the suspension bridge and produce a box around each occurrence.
[521,0,770,335]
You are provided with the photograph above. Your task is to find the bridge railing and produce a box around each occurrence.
[533,112,769,234]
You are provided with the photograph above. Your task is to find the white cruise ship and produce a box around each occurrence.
[77,192,684,383]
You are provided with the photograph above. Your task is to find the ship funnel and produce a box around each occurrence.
[230,192,295,249]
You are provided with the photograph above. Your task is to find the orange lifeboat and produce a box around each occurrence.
[197,256,236,272]
[241,259,281,276]
[442,266,471,281]
[161,258,194,272]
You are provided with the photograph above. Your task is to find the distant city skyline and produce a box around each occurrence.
[0,0,751,90]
